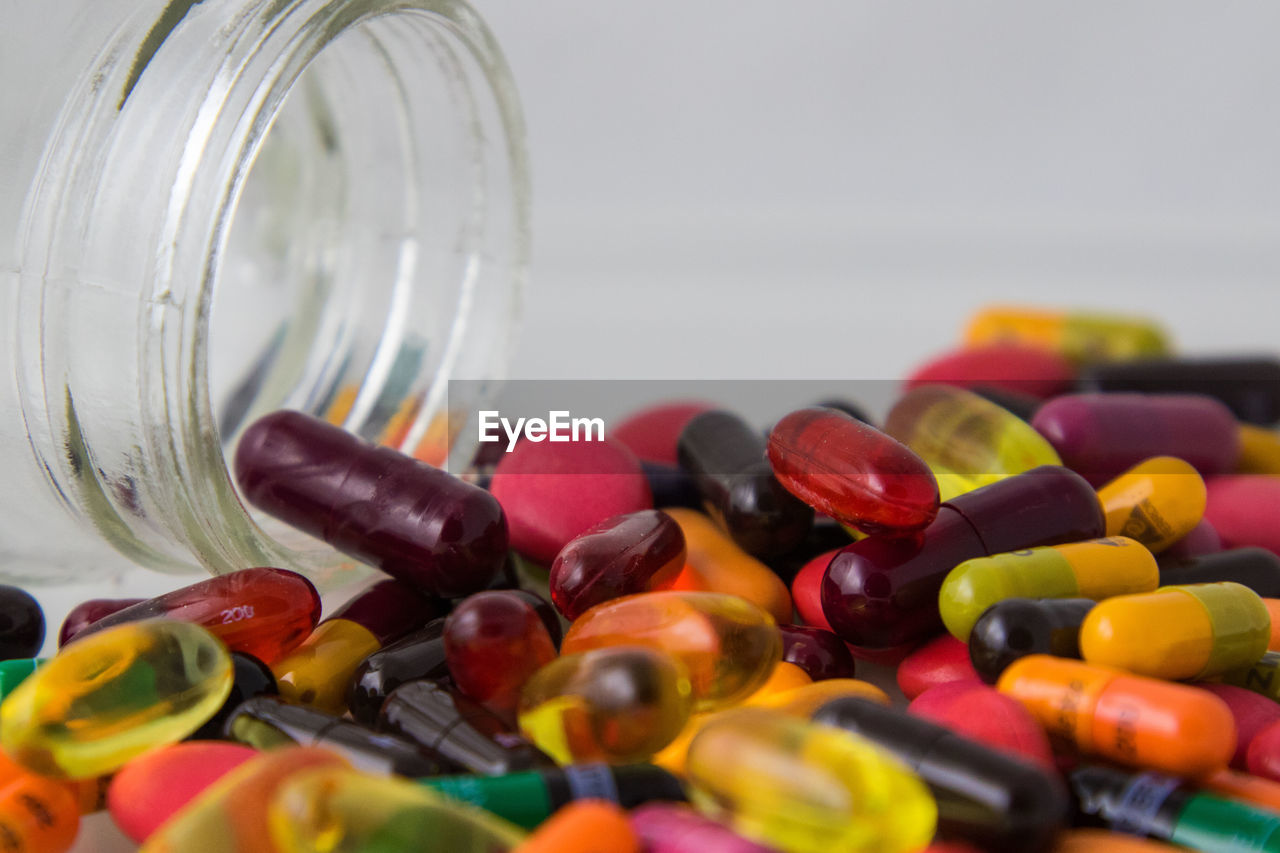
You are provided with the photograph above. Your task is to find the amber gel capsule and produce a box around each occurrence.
[1070,763,1280,853]
[882,385,1062,501]
[823,466,1106,648]
[235,409,509,598]
[963,306,1170,363]
[939,536,1158,642]
[767,406,940,535]
[67,567,321,664]
[813,697,1067,852]
[561,591,782,712]
[968,598,1096,683]
[517,647,693,765]
[1081,582,1271,680]
[1,620,233,779]
[272,577,440,713]
[1097,457,1208,553]
[684,707,936,853]
[677,410,814,558]
[445,590,559,722]
[997,655,1235,777]
[549,510,687,620]
[1031,393,1241,484]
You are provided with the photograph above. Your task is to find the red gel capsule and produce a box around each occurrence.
[905,344,1076,400]
[66,567,321,665]
[491,437,652,567]
[822,466,1106,648]
[768,407,939,537]
[234,410,508,598]
[550,510,687,620]
[908,682,1055,770]
[58,598,144,647]
[1031,393,1241,485]
[779,624,856,681]
[1247,718,1280,782]
[1205,475,1280,557]
[444,590,558,722]
[1198,683,1280,770]
[612,402,718,466]
[897,634,982,700]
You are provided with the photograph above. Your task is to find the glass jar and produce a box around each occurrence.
[0,0,528,585]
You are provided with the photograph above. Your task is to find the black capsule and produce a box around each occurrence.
[348,619,450,726]
[811,398,874,425]
[1079,356,1280,425]
[765,517,854,583]
[1158,547,1280,597]
[640,461,704,510]
[226,695,442,777]
[677,410,813,558]
[379,680,554,776]
[814,697,1067,852]
[968,598,1096,684]
[191,652,279,740]
[0,586,44,660]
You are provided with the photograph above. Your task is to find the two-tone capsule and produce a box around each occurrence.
[1097,457,1207,553]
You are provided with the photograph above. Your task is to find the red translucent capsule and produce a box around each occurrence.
[58,598,144,647]
[235,410,509,598]
[67,568,320,664]
[444,590,558,721]
[550,510,687,620]
[768,407,939,536]
[905,344,1076,399]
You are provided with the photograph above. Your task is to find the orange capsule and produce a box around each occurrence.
[1080,582,1270,680]
[963,306,1170,363]
[1203,768,1280,814]
[662,509,793,625]
[1096,457,1207,553]
[1051,829,1180,852]
[1265,599,1280,651]
[997,655,1235,777]
[0,751,79,852]
[512,800,639,853]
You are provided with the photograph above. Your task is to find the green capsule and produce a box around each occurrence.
[0,620,232,779]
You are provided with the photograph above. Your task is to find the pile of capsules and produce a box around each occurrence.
[5,305,1280,853]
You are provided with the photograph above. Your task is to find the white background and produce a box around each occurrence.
[68,2,1280,848]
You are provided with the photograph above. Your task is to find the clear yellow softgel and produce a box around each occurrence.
[685,708,936,853]
[0,620,232,779]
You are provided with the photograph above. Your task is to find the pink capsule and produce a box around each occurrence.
[768,407,939,536]
[908,682,1054,770]
[897,634,981,700]
[905,344,1075,399]
[1198,683,1280,769]
[1205,475,1280,557]
[612,402,718,466]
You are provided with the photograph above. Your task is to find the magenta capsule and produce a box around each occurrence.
[1205,475,1280,558]
[768,407,940,536]
[550,510,687,620]
[58,599,144,647]
[234,410,508,598]
[630,803,778,853]
[444,591,559,723]
[778,624,856,681]
[65,568,321,665]
[1031,393,1240,484]
[822,466,1105,647]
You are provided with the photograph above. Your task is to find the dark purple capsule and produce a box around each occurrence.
[0,587,44,661]
[779,624,856,680]
[821,466,1105,648]
[59,598,144,648]
[550,510,687,620]
[677,410,814,559]
[331,578,444,646]
[234,410,509,598]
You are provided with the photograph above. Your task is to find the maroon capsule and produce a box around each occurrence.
[767,407,939,537]
[821,466,1105,648]
[66,568,321,665]
[234,410,508,599]
[1031,393,1241,485]
[444,591,558,722]
[58,598,144,647]
[549,510,687,620]
[778,624,856,680]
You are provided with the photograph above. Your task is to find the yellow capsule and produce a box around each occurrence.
[754,678,891,716]
[1080,582,1271,680]
[1237,424,1280,475]
[267,766,526,853]
[1097,457,1206,553]
[517,646,693,765]
[271,619,381,714]
[0,621,231,780]
[939,537,1159,642]
[561,591,781,712]
[685,708,936,853]
[964,306,1171,363]
[884,385,1062,501]
[141,747,349,853]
